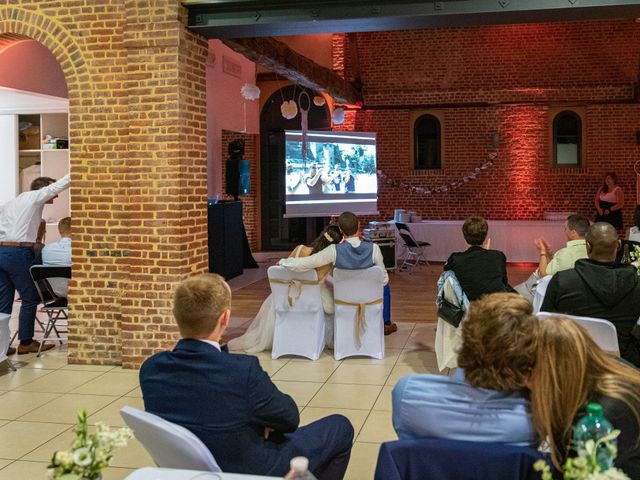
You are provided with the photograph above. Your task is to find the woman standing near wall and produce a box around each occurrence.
[595,172,624,232]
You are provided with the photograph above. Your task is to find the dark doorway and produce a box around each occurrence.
[260,85,331,250]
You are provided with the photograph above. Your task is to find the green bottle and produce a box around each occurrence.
[573,402,616,471]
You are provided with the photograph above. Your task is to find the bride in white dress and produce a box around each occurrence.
[228,225,343,353]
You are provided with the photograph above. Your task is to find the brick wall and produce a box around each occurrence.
[333,20,640,227]
[220,130,259,250]
[0,1,209,367]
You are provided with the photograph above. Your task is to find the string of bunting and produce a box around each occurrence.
[377,152,497,194]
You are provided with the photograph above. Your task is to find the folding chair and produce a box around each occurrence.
[120,406,222,472]
[395,222,430,271]
[29,265,70,356]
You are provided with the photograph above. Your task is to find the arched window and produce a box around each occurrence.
[414,114,441,170]
[553,110,581,166]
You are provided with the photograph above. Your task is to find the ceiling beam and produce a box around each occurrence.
[184,0,640,38]
[222,37,363,105]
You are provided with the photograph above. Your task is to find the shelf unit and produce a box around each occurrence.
[17,112,70,242]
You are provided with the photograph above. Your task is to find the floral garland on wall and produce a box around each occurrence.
[377,152,497,194]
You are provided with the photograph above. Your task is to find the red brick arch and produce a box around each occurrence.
[0,7,92,95]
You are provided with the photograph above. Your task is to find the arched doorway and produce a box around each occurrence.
[0,35,70,358]
[260,85,330,250]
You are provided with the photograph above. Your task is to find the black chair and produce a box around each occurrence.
[375,437,543,480]
[29,265,70,356]
[395,222,430,271]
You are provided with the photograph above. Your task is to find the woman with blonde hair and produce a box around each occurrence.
[529,316,640,477]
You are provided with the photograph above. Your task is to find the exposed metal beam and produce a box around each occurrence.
[222,37,363,105]
[184,0,640,38]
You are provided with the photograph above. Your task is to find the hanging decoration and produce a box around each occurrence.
[377,153,497,195]
[313,95,326,107]
[299,91,311,163]
[332,107,345,125]
[240,83,261,100]
[280,99,298,119]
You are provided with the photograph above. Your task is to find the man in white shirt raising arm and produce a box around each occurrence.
[0,175,70,355]
[279,211,397,335]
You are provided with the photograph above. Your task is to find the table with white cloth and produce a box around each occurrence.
[394,220,567,263]
[125,467,280,480]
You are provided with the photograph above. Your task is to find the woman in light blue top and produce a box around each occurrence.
[392,293,539,446]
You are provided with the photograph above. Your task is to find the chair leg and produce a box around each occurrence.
[51,310,65,345]
[9,330,17,346]
[37,313,55,357]
[4,358,16,372]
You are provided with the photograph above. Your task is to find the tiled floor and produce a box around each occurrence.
[0,321,441,480]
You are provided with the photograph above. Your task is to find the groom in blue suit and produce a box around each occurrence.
[140,273,354,479]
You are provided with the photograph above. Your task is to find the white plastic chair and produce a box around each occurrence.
[435,275,465,372]
[333,266,385,360]
[120,406,222,472]
[268,266,326,360]
[537,312,620,355]
[532,275,552,314]
[0,313,15,371]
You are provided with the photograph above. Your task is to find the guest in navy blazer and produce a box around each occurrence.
[140,274,354,479]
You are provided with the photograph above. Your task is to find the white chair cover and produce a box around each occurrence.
[332,266,385,360]
[537,312,620,355]
[0,313,15,371]
[125,467,280,479]
[435,278,463,371]
[120,406,222,472]
[532,275,552,314]
[269,266,326,360]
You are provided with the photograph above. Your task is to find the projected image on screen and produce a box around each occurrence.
[284,130,378,217]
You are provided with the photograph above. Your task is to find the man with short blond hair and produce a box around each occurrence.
[140,274,354,479]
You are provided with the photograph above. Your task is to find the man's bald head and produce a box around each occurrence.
[585,222,620,262]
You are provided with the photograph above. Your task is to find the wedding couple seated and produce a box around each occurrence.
[229,211,396,358]
[267,264,386,360]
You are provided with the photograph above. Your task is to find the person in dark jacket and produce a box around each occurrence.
[140,274,354,479]
[444,216,514,301]
[541,222,640,366]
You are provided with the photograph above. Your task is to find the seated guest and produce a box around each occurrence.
[228,225,343,353]
[515,214,589,301]
[529,316,640,477]
[392,293,538,445]
[140,274,354,479]
[279,211,398,335]
[444,216,514,301]
[541,222,640,366]
[41,216,72,298]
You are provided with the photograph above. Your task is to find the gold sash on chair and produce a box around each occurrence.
[269,278,320,307]
[334,297,383,347]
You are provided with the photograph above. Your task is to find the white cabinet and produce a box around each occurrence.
[17,112,70,242]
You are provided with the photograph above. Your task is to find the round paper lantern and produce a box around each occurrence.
[332,107,345,125]
[241,83,261,101]
[313,95,326,106]
[280,100,298,120]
